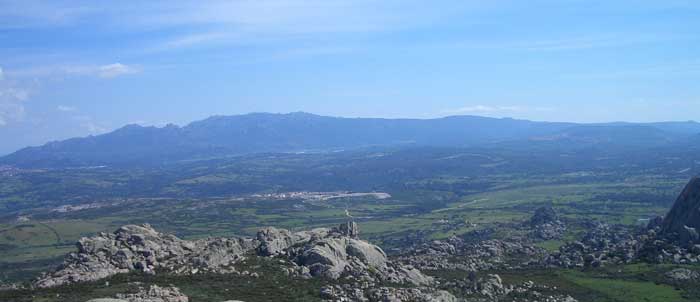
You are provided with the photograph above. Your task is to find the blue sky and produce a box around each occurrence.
[1,1,699,154]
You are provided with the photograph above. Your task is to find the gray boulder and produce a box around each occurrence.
[291,223,432,286]
[256,226,329,256]
[87,285,188,302]
[115,285,188,302]
[680,226,699,247]
[256,227,296,256]
[665,268,699,281]
[367,287,457,302]
[36,224,254,288]
[300,237,387,279]
[478,274,509,298]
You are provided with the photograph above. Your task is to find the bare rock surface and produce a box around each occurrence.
[36,224,254,288]
[260,221,433,286]
[37,221,430,290]
[256,226,327,256]
[86,285,188,302]
[545,222,641,268]
[661,177,700,240]
[320,284,457,302]
[116,285,188,302]
[665,268,699,281]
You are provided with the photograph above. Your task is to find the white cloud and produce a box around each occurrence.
[0,3,101,29]
[98,63,138,78]
[7,63,140,79]
[82,121,107,134]
[57,105,77,112]
[106,1,482,52]
[71,115,107,134]
[443,105,556,116]
[153,32,231,51]
[0,102,24,126]
[0,66,31,126]
[0,1,470,51]
[0,87,29,127]
[0,63,134,128]
[0,87,28,101]
[450,105,522,113]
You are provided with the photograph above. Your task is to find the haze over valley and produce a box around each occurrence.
[2,1,700,302]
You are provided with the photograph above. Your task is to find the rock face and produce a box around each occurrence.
[300,237,386,278]
[35,224,255,288]
[256,227,298,256]
[257,222,433,286]
[661,177,700,245]
[256,226,328,256]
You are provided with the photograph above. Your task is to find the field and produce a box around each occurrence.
[0,147,697,301]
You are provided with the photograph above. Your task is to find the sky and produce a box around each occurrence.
[1,0,699,154]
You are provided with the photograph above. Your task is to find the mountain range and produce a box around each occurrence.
[3,112,700,168]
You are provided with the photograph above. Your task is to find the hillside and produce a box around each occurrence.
[2,112,699,168]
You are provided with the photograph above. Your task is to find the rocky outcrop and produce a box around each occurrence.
[646,215,664,230]
[539,179,700,268]
[37,221,431,290]
[367,287,457,302]
[336,221,360,238]
[86,285,188,302]
[661,177,700,246]
[398,236,546,272]
[320,284,457,302]
[36,224,255,288]
[297,235,431,285]
[256,226,328,256]
[434,273,578,302]
[116,285,188,302]
[630,178,700,264]
[545,222,640,268]
[300,237,385,278]
[665,268,699,282]
[529,206,565,240]
[261,222,433,286]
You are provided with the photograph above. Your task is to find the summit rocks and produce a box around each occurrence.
[36,221,431,290]
[36,224,255,288]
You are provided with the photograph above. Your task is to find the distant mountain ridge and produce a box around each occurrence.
[2,112,699,168]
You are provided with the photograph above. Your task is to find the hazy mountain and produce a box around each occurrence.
[1,112,698,168]
[530,124,680,147]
